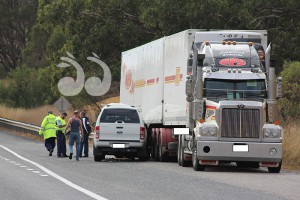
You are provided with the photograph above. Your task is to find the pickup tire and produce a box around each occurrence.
[94,155,104,162]
[93,146,105,162]
[268,162,282,173]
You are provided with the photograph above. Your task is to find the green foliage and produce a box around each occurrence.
[0,67,55,108]
[279,61,300,120]
[1,0,300,108]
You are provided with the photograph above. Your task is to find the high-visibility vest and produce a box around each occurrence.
[56,116,66,132]
[39,114,57,139]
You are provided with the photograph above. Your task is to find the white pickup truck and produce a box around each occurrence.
[93,103,149,161]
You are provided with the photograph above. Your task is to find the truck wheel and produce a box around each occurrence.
[177,136,182,166]
[158,136,167,162]
[192,140,205,171]
[268,162,282,173]
[180,136,189,167]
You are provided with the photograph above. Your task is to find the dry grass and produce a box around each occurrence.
[0,96,120,126]
[1,96,299,170]
[282,121,300,170]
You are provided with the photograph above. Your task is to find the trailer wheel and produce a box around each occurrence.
[192,139,205,171]
[268,162,282,173]
[154,137,159,161]
[158,136,167,162]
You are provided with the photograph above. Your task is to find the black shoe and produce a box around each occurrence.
[49,149,53,156]
[63,154,68,157]
[69,153,73,160]
[57,155,63,158]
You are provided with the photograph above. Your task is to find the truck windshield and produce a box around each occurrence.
[204,79,267,101]
[100,109,140,123]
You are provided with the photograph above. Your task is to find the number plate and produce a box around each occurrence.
[233,144,248,152]
[113,144,125,148]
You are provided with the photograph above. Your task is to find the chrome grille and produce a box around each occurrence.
[221,108,260,138]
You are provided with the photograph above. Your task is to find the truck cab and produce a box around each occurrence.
[182,33,283,172]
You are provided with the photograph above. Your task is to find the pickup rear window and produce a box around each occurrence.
[100,109,140,123]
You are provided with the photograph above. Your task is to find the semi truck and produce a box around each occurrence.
[120,29,283,173]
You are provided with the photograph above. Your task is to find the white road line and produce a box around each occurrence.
[40,174,49,177]
[33,171,40,173]
[15,163,21,166]
[0,145,108,200]
[20,166,27,168]
[27,168,34,171]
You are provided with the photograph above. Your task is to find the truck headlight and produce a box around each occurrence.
[264,128,281,138]
[200,126,217,136]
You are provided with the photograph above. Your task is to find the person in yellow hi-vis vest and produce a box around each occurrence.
[56,112,68,158]
[39,111,57,156]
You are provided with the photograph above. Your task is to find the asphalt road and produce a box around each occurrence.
[0,130,299,200]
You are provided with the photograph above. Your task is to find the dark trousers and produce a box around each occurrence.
[45,137,56,152]
[79,133,89,157]
[56,131,67,156]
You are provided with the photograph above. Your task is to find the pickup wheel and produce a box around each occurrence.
[94,155,104,162]
[192,139,205,171]
[268,162,282,173]
[93,146,104,162]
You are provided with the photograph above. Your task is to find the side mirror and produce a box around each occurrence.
[276,77,283,99]
[186,75,193,101]
[193,99,204,121]
[197,54,205,67]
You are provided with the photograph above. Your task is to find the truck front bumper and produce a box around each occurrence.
[197,141,282,162]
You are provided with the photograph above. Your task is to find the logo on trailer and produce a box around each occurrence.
[219,58,247,67]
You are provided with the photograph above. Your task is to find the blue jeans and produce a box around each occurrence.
[79,133,89,157]
[69,132,81,160]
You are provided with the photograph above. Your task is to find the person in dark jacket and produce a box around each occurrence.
[79,111,92,157]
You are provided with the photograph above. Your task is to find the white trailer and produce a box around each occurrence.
[120,30,282,172]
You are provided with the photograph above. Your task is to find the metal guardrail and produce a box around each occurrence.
[0,117,41,137]
[0,117,94,140]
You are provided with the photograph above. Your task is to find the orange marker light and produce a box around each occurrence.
[227,41,232,45]
[274,120,280,125]
[199,118,205,123]
[233,41,237,45]
[222,41,226,45]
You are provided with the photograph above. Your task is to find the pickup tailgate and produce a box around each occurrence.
[99,108,141,142]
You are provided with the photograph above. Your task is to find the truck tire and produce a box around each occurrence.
[268,162,282,173]
[158,136,167,162]
[192,139,205,171]
[177,136,182,166]
[180,136,189,167]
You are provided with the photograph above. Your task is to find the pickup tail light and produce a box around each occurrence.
[95,126,100,140]
[140,127,145,140]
